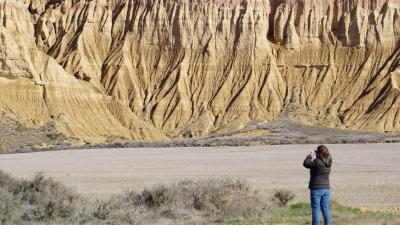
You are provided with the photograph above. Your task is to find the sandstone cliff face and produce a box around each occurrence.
[0,0,399,142]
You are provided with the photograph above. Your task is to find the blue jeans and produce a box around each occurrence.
[310,188,332,225]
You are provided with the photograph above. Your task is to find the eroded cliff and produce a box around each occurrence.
[0,0,399,142]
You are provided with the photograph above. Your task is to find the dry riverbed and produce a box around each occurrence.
[0,144,399,211]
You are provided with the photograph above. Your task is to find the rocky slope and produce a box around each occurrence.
[0,0,399,142]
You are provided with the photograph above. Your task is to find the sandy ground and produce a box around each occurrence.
[0,144,399,209]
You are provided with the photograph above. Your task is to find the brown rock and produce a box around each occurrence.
[0,0,399,142]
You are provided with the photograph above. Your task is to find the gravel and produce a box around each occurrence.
[0,143,399,210]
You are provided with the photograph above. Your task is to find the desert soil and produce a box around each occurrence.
[0,144,399,210]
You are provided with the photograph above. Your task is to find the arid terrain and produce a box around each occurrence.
[2,111,400,153]
[1,143,399,212]
[1,1,400,224]
[1,0,400,144]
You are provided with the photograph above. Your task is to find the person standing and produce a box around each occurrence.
[303,145,333,225]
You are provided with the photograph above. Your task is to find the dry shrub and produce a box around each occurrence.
[0,170,17,191]
[123,178,267,218]
[273,189,295,207]
[0,171,79,225]
[93,201,112,220]
[9,173,78,221]
[0,188,16,224]
[1,171,268,224]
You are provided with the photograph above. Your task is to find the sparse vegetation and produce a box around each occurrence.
[268,201,400,225]
[1,111,400,154]
[0,170,399,225]
[0,112,74,153]
[121,179,267,218]
[0,170,80,224]
[273,189,296,207]
[46,133,62,141]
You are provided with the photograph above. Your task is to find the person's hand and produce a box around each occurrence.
[309,150,316,160]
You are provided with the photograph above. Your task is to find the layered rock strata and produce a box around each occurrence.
[0,0,399,142]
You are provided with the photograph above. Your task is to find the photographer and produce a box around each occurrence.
[303,145,333,225]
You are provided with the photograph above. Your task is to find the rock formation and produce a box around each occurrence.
[0,0,399,142]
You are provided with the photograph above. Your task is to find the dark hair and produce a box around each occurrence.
[317,145,330,160]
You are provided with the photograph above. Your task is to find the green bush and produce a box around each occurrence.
[46,133,61,141]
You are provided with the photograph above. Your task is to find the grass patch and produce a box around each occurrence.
[160,209,177,219]
[267,201,400,225]
[46,133,61,141]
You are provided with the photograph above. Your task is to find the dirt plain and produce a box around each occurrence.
[0,144,399,212]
